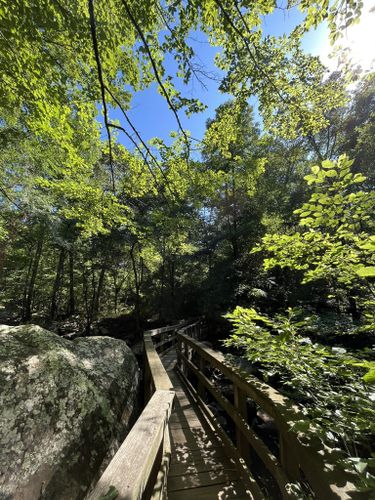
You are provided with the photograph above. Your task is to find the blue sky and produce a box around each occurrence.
[106,6,332,149]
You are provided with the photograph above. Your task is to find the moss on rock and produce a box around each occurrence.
[0,324,140,500]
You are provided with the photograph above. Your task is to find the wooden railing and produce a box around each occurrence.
[143,321,190,400]
[176,324,359,499]
[87,322,186,500]
[88,319,359,499]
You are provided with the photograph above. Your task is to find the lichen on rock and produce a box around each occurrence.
[0,324,140,500]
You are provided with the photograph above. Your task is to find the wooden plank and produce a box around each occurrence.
[170,409,200,421]
[234,385,251,466]
[87,390,174,500]
[170,429,223,451]
[169,418,204,429]
[170,445,228,464]
[167,468,239,491]
[169,456,235,476]
[154,337,175,352]
[167,480,251,499]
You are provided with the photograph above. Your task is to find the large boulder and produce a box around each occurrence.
[0,324,141,500]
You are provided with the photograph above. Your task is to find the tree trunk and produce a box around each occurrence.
[113,273,119,315]
[130,242,141,333]
[66,249,76,316]
[112,272,125,315]
[92,264,106,321]
[82,268,92,334]
[50,247,66,320]
[348,291,361,322]
[21,258,33,319]
[159,258,165,320]
[22,227,44,321]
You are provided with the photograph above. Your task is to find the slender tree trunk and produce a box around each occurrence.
[113,273,118,315]
[92,264,106,320]
[82,268,92,334]
[130,242,141,332]
[231,232,239,260]
[348,290,361,322]
[159,258,165,320]
[112,272,125,316]
[50,247,66,320]
[66,249,76,316]
[0,242,6,277]
[22,257,33,318]
[169,259,175,298]
[22,228,44,321]
[230,163,239,260]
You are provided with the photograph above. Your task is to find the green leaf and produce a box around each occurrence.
[356,266,375,278]
[325,169,337,177]
[363,369,375,385]
[100,486,119,500]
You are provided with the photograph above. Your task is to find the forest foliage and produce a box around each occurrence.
[0,0,374,490]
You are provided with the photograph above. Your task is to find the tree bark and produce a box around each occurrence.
[22,227,44,321]
[66,249,76,316]
[92,264,106,320]
[130,242,141,332]
[50,247,66,320]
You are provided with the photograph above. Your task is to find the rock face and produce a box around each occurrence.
[0,324,141,500]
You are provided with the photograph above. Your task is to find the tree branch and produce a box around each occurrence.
[105,85,181,200]
[88,0,116,192]
[216,0,322,144]
[120,0,190,154]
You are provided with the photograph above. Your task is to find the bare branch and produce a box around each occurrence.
[120,0,190,154]
[88,0,116,192]
[105,85,181,199]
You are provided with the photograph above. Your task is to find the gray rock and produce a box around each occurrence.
[0,324,140,500]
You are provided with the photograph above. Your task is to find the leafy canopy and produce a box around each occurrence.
[256,155,375,285]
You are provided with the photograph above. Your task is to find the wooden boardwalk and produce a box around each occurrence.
[160,348,251,499]
[89,324,359,500]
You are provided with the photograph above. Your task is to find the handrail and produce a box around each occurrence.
[143,320,189,400]
[87,390,174,500]
[176,325,359,499]
[87,322,186,500]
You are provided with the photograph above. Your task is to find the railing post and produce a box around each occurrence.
[234,385,251,466]
[197,355,205,399]
[177,335,181,371]
[280,434,300,481]
[183,339,188,375]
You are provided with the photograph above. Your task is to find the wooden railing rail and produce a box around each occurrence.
[88,321,189,500]
[176,326,358,499]
[143,320,191,400]
[87,390,174,500]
